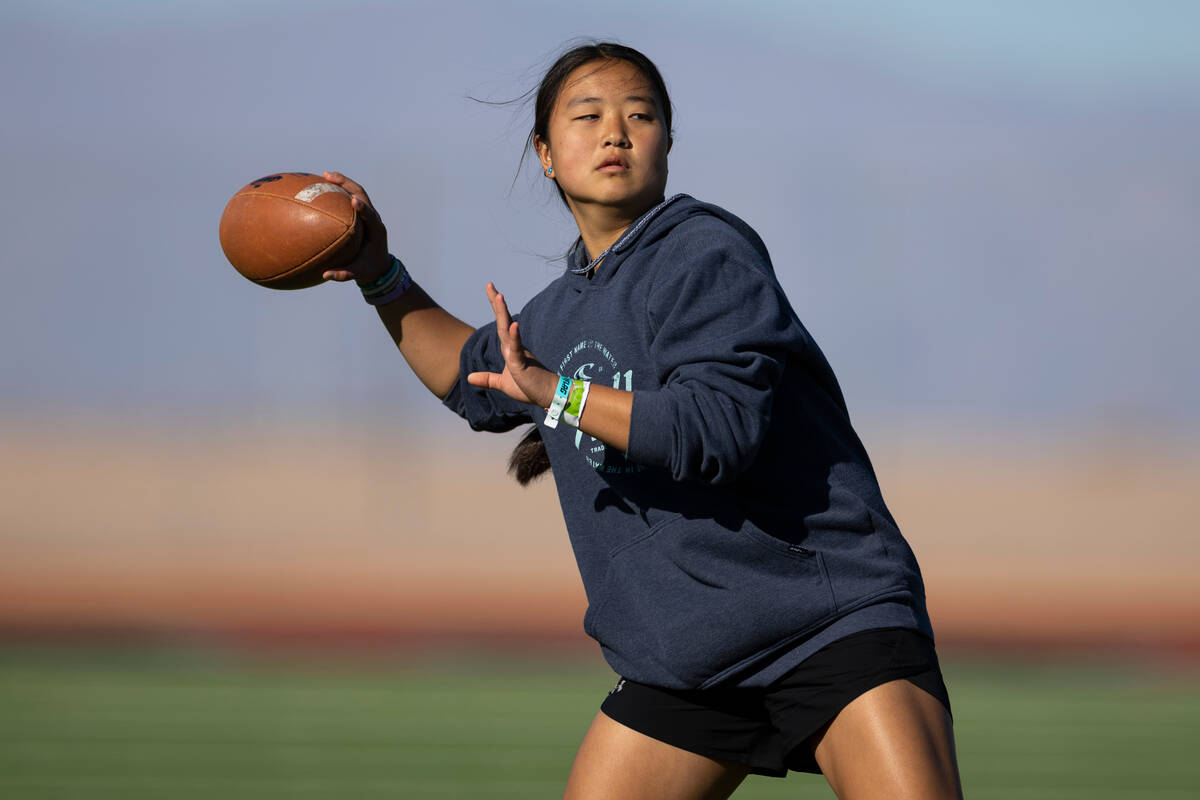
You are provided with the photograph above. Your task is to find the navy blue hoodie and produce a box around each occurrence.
[444,195,931,690]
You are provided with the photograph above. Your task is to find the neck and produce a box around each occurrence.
[567,199,656,263]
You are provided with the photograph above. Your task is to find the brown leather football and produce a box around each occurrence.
[219,172,362,289]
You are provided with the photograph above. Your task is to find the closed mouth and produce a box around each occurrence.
[597,157,629,170]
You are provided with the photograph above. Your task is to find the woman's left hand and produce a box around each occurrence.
[467,283,558,408]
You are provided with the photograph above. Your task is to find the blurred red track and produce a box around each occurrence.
[3,426,1197,660]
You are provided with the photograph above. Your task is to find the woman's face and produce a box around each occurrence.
[536,59,671,220]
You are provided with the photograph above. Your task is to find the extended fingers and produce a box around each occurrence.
[506,320,524,353]
[486,285,532,375]
[321,172,380,230]
[322,171,373,205]
[487,282,515,329]
[350,195,382,225]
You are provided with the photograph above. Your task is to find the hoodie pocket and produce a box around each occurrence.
[585,513,837,689]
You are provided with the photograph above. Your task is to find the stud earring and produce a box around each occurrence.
[544,166,554,178]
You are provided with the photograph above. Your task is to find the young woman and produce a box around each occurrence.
[321,42,963,800]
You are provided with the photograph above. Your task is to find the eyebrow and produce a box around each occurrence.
[566,95,657,107]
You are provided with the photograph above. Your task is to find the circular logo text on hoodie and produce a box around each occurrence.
[557,338,644,474]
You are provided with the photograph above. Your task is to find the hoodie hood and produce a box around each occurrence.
[567,194,774,285]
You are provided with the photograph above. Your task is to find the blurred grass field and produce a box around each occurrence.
[1,645,1197,799]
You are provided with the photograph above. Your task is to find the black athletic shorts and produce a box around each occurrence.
[599,626,951,776]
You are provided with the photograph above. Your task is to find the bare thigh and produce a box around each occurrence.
[811,678,963,800]
[563,711,750,800]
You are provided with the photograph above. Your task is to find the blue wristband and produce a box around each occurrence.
[359,256,399,292]
[543,374,572,429]
[362,255,412,305]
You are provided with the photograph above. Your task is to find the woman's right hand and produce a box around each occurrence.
[319,171,392,286]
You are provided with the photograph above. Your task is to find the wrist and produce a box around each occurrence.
[355,252,393,288]
[536,370,561,410]
[361,255,412,306]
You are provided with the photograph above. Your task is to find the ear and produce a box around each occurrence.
[534,134,552,171]
[667,135,674,154]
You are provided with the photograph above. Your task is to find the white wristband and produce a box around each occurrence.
[561,380,590,428]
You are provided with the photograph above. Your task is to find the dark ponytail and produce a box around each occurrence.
[508,425,553,486]
[506,41,674,485]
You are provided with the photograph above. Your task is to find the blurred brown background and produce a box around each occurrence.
[5,420,1195,661]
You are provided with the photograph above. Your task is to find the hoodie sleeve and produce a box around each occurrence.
[625,220,806,484]
[442,319,535,433]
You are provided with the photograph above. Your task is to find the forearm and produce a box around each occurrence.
[312,173,473,399]
[375,282,474,399]
[574,383,632,453]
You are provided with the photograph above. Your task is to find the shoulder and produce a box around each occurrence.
[648,198,777,288]
[658,197,764,243]
[639,201,801,335]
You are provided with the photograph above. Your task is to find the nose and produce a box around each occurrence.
[604,118,630,148]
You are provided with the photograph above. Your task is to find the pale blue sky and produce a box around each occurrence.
[2,1,1197,437]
